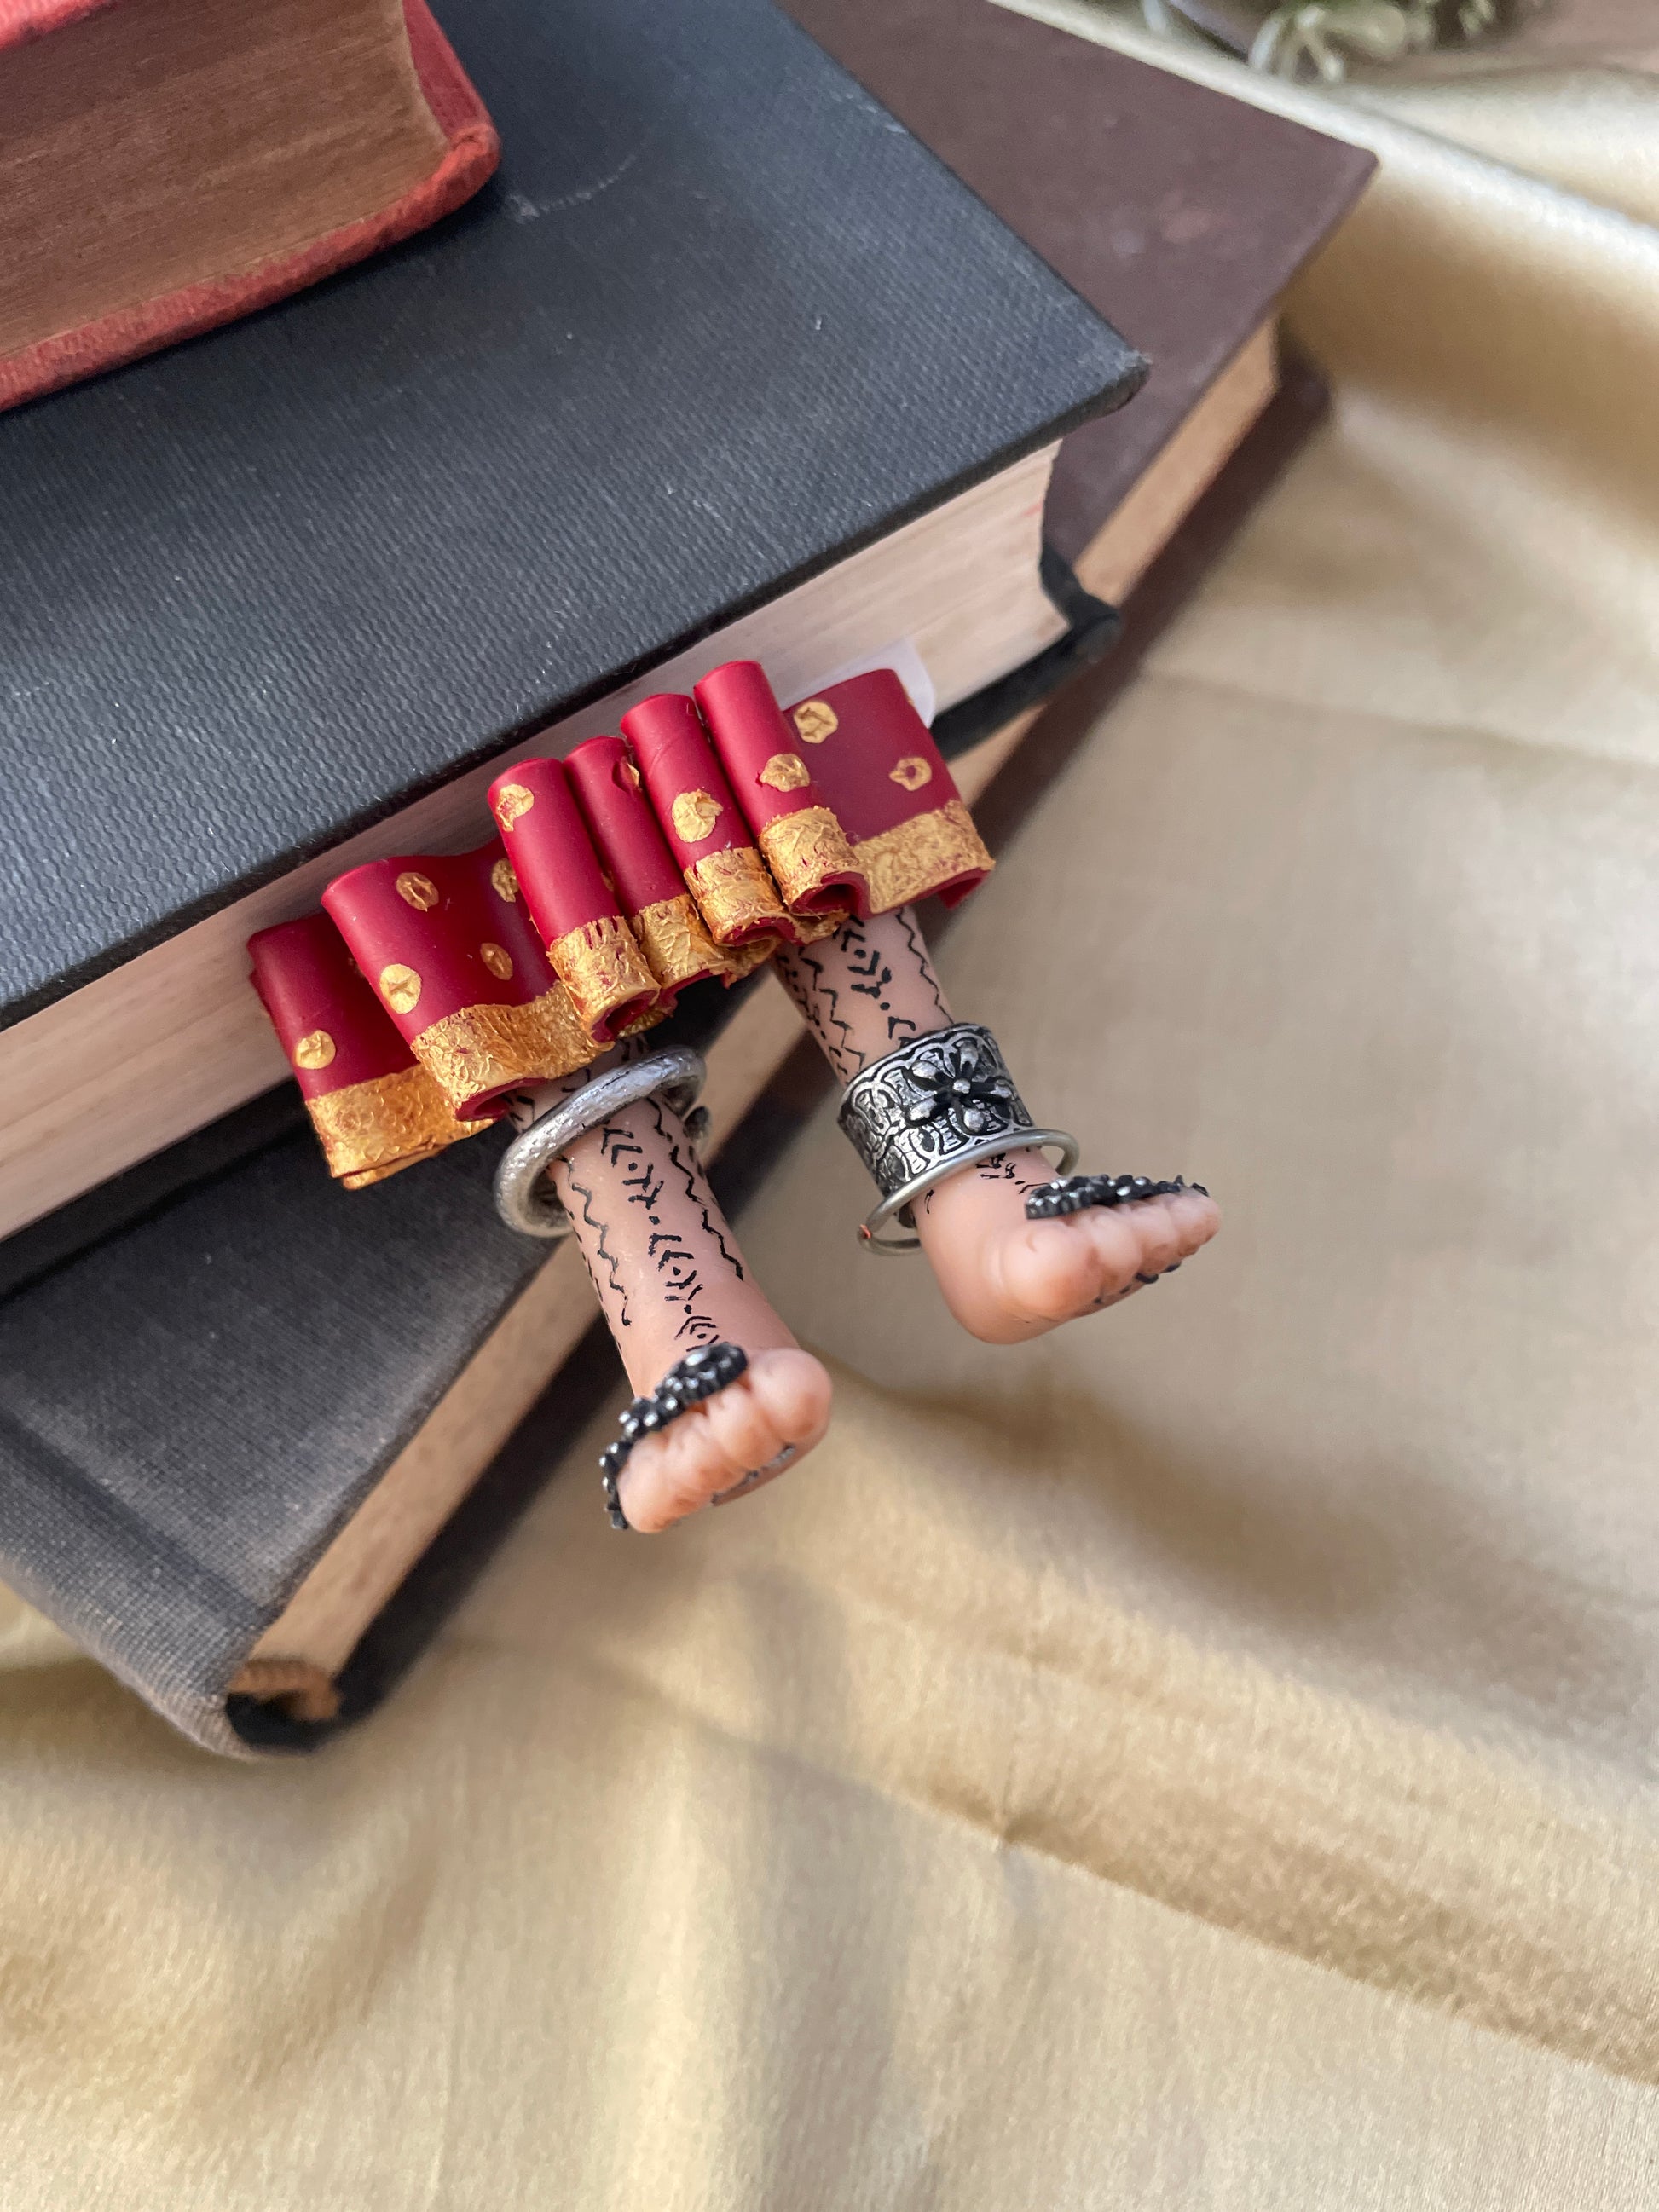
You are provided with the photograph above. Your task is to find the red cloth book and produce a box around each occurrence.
[0,0,498,413]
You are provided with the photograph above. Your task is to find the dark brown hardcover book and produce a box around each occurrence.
[781,0,1373,570]
[0,10,1371,1753]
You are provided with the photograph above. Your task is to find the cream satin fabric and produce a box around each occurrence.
[4,15,1659,2202]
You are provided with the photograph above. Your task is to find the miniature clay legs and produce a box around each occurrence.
[773,909,1219,1343]
[508,1058,830,1532]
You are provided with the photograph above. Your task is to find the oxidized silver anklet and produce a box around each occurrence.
[837,1023,1078,1254]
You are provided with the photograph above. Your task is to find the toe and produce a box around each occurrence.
[980,1185,1223,1338]
[1091,1186,1219,1287]
[1117,1198,1183,1280]
[616,1349,831,1533]
[700,1347,830,1481]
[990,1209,1144,1332]
[1165,1188,1222,1258]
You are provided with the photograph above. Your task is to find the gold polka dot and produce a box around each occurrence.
[494,783,535,831]
[793,700,838,744]
[480,942,514,980]
[292,1029,335,1071]
[617,758,642,792]
[395,870,439,911]
[379,963,422,1014]
[759,752,811,794]
[672,788,723,844]
[490,857,519,903]
[889,754,934,793]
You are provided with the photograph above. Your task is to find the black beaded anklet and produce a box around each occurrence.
[1024,1173,1208,1222]
[598,1341,749,1530]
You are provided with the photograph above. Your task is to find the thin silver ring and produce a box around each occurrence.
[860,1128,1079,1256]
[494,1047,708,1239]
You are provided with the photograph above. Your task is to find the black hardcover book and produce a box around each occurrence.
[0,0,1142,1255]
[0,1122,538,1753]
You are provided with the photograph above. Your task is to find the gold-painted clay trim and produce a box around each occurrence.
[684,843,789,945]
[396,870,440,910]
[306,1063,485,1183]
[547,912,659,1037]
[292,1029,336,1071]
[757,805,864,915]
[852,798,994,915]
[672,788,724,843]
[340,1162,423,1191]
[633,892,737,991]
[379,962,422,1014]
[722,931,784,978]
[616,1001,673,1041]
[413,984,596,1111]
[785,911,844,946]
[759,752,811,793]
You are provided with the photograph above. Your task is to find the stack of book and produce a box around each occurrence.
[0,0,1371,1752]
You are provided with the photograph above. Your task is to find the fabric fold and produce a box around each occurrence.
[247,911,489,1185]
[784,668,996,913]
[692,659,870,925]
[321,842,597,1119]
[485,758,662,1044]
[250,656,995,1187]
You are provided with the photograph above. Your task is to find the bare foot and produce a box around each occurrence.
[773,910,1222,1347]
[916,1151,1221,1344]
[509,1055,835,1533]
[612,1346,832,1533]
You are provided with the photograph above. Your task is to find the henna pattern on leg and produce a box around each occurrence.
[774,906,952,1082]
[775,940,858,1077]
[645,1095,745,1280]
[531,1080,831,1533]
[552,1096,767,1369]
[888,906,950,1020]
[562,1158,633,1332]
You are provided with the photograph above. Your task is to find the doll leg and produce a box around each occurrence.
[519,1068,830,1531]
[773,910,1219,1344]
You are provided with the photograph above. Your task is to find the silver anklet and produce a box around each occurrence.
[836,1024,1078,1255]
[494,1045,707,1238]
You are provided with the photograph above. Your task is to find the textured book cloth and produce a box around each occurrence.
[0,1118,540,1751]
[0,0,499,411]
